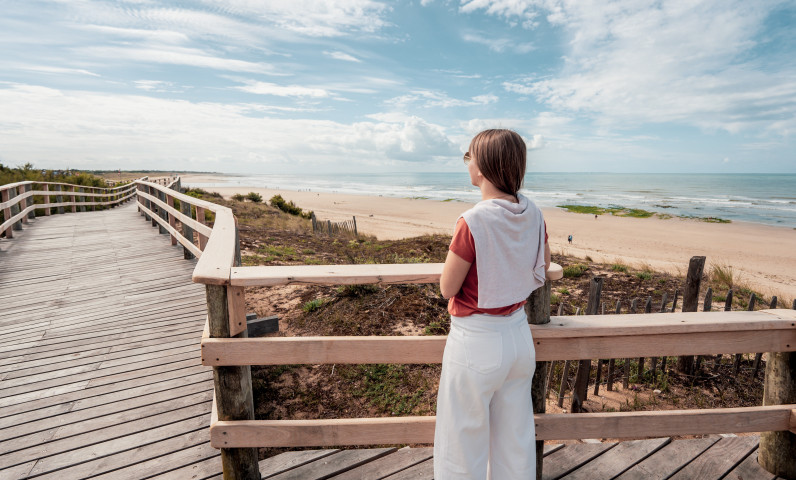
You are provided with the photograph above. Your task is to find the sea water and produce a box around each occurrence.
[188,172,796,228]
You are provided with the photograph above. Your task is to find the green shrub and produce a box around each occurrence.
[635,272,652,280]
[246,192,263,203]
[232,193,245,201]
[269,194,312,219]
[302,298,327,313]
[563,263,589,278]
[612,264,628,273]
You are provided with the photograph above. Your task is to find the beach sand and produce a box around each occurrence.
[183,174,796,300]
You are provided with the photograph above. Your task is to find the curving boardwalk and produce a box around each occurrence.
[0,203,220,479]
[0,202,783,480]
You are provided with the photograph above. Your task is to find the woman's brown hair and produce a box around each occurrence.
[468,129,526,196]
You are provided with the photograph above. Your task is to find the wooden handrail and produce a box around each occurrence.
[201,309,796,366]
[209,405,796,448]
[1,181,137,235]
[133,179,237,285]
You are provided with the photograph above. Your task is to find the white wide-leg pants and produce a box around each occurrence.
[434,308,536,479]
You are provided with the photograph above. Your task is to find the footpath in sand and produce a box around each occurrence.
[183,175,796,301]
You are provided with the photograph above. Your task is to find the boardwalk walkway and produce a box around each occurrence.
[0,203,782,479]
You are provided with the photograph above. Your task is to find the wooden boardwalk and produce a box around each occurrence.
[0,204,782,479]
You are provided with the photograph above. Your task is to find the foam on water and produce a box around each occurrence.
[189,172,796,228]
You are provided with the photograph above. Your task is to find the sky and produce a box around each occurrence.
[0,0,795,174]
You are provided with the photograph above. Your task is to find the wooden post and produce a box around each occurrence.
[327,219,332,235]
[659,292,668,313]
[157,189,168,235]
[43,184,51,215]
[235,225,242,267]
[79,187,86,213]
[55,184,64,214]
[725,289,734,311]
[758,346,796,478]
[676,256,705,376]
[704,287,713,312]
[196,207,208,250]
[24,184,35,220]
[571,276,603,413]
[180,199,195,259]
[1,187,12,238]
[311,212,317,233]
[8,187,23,231]
[671,289,680,312]
[526,279,551,480]
[557,361,570,408]
[70,186,76,213]
[352,215,357,236]
[205,285,261,480]
[166,195,177,245]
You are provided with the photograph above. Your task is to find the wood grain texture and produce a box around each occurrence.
[210,406,793,447]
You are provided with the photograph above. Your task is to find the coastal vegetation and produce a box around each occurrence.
[558,204,731,223]
[0,162,111,187]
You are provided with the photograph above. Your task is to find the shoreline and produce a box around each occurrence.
[182,174,796,300]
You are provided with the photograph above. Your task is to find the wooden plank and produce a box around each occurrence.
[210,407,793,447]
[257,450,340,478]
[200,320,796,366]
[381,458,434,479]
[89,442,219,480]
[563,437,670,479]
[615,437,720,480]
[29,422,210,479]
[329,447,433,480]
[669,436,759,480]
[723,448,777,480]
[137,201,202,258]
[266,448,396,480]
[542,442,617,480]
[231,263,444,287]
[192,208,236,285]
[0,401,211,470]
[227,285,247,336]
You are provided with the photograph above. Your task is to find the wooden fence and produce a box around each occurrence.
[550,263,795,413]
[310,212,357,236]
[4,176,793,480]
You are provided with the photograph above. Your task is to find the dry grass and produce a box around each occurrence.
[709,263,737,289]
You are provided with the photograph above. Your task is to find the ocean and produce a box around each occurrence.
[188,172,796,228]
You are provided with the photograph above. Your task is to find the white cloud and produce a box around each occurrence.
[203,0,391,37]
[460,0,539,28]
[18,65,100,77]
[80,45,279,74]
[234,80,329,97]
[462,33,534,53]
[0,84,457,170]
[492,1,796,134]
[472,94,498,104]
[324,51,362,62]
[386,89,498,108]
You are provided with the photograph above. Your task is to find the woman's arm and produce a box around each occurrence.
[440,250,472,299]
[544,242,551,272]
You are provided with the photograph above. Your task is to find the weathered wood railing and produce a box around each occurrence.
[1,180,138,239]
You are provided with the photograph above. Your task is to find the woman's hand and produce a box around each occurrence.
[440,250,472,299]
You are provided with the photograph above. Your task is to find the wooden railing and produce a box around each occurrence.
[0,180,138,239]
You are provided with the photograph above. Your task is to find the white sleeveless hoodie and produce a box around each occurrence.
[460,193,546,309]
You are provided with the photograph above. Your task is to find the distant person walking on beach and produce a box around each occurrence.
[568,234,573,244]
[436,129,550,479]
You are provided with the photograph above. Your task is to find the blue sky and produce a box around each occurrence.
[0,0,794,174]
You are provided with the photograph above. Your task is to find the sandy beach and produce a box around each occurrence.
[183,174,796,300]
